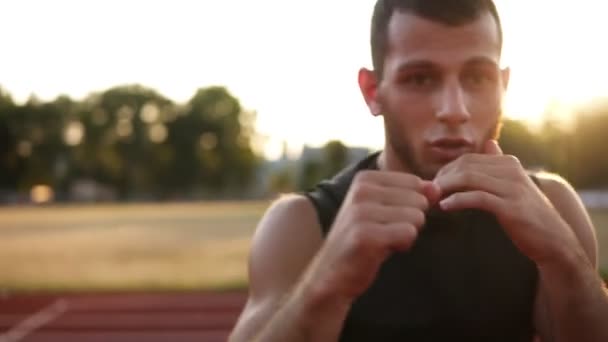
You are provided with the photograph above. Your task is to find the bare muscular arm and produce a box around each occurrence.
[228,194,327,341]
[533,175,608,342]
[229,171,434,341]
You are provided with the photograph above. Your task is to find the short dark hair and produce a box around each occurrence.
[370,0,503,78]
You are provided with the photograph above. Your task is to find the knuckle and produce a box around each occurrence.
[461,154,473,164]
[510,201,522,212]
[408,175,424,188]
[505,155,521,166]
[391,224,419,251]
[417,193,430,209]
[349,225,372,251]
[351,173,365,187]
[502,203,518,220]
[435,167,446,178]
[462,171,474,185]
[353,171,366,182]
[351,183,371,202]
[450,192,462,203]
[354,170,373,184]
[403,223,418,241]
[516,170,529,182]
[513,184,527,198]
[477,192,489,205]
[407,192,424,209]
[396,173,421,190]
[411,209,425,227]
[352,203,370,221]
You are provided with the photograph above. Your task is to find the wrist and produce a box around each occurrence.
[535,216,591,273]
[298,276,353,319]
[537,242,593,285]
[268,277,352,341]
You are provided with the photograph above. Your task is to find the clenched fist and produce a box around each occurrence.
[308,170,440,301]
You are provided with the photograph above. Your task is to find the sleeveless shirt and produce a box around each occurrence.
[303,151,539,342]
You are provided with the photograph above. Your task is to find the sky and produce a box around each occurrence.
[1,0,608,159]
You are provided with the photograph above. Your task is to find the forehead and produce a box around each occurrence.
[384,11,501,72]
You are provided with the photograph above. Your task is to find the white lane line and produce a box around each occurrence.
[0,298,68,342]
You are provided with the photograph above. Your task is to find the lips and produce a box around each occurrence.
[428,138,474,162]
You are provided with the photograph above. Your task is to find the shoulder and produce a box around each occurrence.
[531,171,598,268]
[229,194,323,340]
[248,193,324,298]
[302,151,382,232]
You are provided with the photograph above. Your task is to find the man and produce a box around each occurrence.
[229,0,608,341]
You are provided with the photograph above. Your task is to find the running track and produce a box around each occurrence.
[2,287,605,342]
[0,291,247,342]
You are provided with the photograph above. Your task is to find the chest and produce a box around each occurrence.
[339,210,538,342]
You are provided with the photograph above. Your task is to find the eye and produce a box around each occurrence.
[463,69,497,88]
[400,72,438,89]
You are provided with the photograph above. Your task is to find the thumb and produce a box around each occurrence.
[421,180,441,206]
[484,139,503,155]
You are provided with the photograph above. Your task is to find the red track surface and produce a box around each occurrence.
[0,291,247,342]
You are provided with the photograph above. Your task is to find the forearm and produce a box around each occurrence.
[538,246,608,342]
[253,280,352,342]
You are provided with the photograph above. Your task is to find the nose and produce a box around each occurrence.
[435,80,471,125]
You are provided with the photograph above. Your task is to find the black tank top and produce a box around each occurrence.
[303,151,538,342]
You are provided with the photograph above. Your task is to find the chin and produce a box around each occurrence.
[416,165,441,181]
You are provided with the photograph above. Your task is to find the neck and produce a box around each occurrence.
[377,144,412,174]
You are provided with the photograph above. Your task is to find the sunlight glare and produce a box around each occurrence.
[1,0,607,158]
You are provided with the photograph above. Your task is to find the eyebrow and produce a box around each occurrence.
[395,56,499,73]
[463,56,499,68]
[395,60,437,73]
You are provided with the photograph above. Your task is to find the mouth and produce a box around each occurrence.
[427,138,474,162]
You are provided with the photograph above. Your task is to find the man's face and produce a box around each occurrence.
[361,11,508,180]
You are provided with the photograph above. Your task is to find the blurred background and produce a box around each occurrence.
[1,0,608,294]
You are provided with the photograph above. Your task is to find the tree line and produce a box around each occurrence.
[0,85,260,202]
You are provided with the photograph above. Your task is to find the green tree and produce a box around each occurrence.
[498,119,544,169]
[323,140,349,177]
[569,102,608,189]
[538,118,573,182]
[2,95,69,193]
[270,166,296,194]
[166,86,260,197]
[77,85,175,199]
[296,140,350,192]
[0,84,262,201]
[0,89,21,195]
[297,159,323,191]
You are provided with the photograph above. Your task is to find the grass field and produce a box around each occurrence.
[0,201,271,292]
[0,201,607,293]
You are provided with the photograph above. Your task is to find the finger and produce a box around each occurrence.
[352,183,429,210]
[439,190,503,213]
[362,204,426,227]
[435,154,509,179]
[434,171,512,198]
[355,170,424,191]
[421,180,441,206]
[484,139,503,155]
[436,164,515,183]
[377,222,418,252]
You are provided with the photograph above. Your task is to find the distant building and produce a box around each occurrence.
[69,179,118,203]
[298,145,373,166]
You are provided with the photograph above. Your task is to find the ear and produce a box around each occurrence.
[500,66,510,92]
[358,67,382,116]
